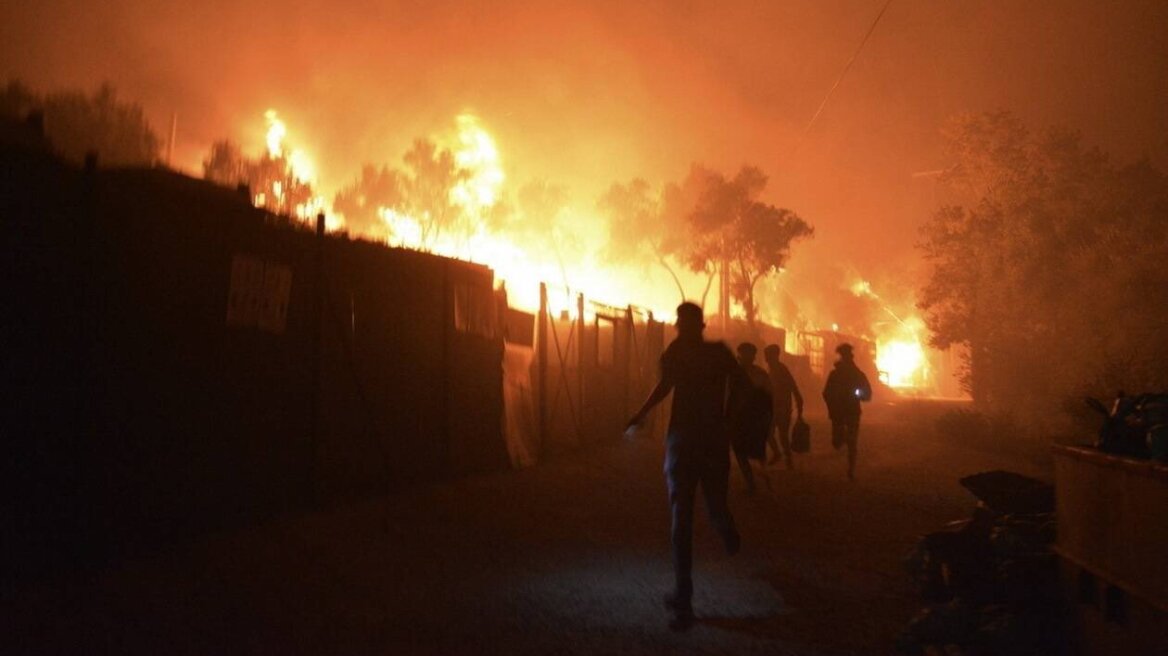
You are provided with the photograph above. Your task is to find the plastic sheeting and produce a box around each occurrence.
[503,342,538,468]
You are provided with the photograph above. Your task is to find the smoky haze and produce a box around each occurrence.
[5,0,1166,334]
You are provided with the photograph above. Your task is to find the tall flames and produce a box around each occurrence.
[850,279,930,390]
[233,110,936,393]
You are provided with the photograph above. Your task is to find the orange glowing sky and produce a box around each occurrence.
[4,0,1167,335]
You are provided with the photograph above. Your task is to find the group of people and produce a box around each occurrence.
[728,340,804,495]
[626,302,871,630]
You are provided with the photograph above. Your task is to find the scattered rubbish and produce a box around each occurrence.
[898,471,1064,655]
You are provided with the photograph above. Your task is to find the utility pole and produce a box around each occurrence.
[309,212,325,502]
[166,113,177,167]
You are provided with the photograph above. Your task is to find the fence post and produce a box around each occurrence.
[537,283,548,453]
[576,293,585,439]
[624,305,635,417]
[309,212,325,502]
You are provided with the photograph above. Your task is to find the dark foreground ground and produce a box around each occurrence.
[3,400,1053,655]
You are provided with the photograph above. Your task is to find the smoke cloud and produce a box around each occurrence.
[5,0,1166,387]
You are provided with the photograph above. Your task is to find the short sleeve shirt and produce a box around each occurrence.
[660,339,738,435]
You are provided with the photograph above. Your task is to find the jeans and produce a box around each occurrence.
[664,431,738,602]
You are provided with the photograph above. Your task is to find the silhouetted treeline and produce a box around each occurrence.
[0,80,160,166]
[918,111,1168,430]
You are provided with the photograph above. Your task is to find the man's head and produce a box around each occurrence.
[836,343,855,361]
[675,302,705,340]
[736,342,758,366]
[763,343,782,364]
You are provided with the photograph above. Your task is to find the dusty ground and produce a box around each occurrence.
[3,400,1052,655]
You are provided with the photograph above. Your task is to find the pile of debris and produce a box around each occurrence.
[898,471,1066,655]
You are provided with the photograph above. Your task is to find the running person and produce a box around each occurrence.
[822,343,872,481]
[627,302,746,630]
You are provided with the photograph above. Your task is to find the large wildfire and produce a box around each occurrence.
[223,109,937,393]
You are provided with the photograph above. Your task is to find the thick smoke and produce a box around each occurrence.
[5,0,1166,394]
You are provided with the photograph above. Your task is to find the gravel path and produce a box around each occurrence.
[4,401,1051,655]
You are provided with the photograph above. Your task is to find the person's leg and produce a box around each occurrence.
[734,448,755,494]
[700,455,740,556]
[846,417,860,480]
[776,413,793,469]
[666,464,698,607]
[766,420,781,465]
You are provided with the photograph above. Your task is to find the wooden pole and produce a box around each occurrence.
[537,283,548,452]
[577,292,585,435]
[624,305,635,417]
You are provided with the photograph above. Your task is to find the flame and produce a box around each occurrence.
[256,109,331,225]
[851,278,931,389]
[877,334,928,388]
[371,114,674,320]
[450,113,504,213]
[237,113,934,382]
[264,109,285,158]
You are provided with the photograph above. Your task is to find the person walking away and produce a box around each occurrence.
[822,343,871,481]
[627,302,746,630]
[763,344,804,469]
[731,342,773,494]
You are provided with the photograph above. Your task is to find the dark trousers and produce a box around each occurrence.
[664,434,738,602]
[773,410,792,458]
[831,415,861,474]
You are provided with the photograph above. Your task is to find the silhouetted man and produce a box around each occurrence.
[627,302,744,630]
[763,344,804,469]
[822,343,872,481]
[732,342,772,494]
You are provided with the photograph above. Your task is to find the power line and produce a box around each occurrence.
[802,0,894,136]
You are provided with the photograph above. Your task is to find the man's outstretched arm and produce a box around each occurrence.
[627,379,673,428]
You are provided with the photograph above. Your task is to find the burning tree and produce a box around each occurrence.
[397,139,470,246]
[334,129,509,249]
[333,164,405,237]
[203,111,319,219]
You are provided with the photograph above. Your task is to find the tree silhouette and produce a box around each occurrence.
[919,110,1168,420]
[679,165,812,329]
[1,80,160,166]
[597,178,687,301]
[333,164,406,236]
[202,138,315,218]
[400,139,469,246]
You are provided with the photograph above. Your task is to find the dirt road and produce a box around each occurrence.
[4,400,1052,655]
